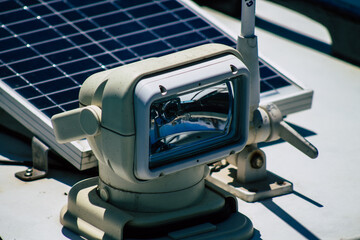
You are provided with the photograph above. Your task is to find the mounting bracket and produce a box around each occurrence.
[208,168,293,203]
[208,144,293,202]
[15,136,49,181]
[208,103,317,202]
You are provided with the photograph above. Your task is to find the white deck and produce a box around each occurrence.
[0,1,359,239]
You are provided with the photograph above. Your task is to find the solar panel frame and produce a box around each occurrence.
[0,0,313,170]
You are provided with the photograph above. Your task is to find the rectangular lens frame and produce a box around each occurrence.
[134,54,249,179]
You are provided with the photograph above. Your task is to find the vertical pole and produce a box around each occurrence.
[237,0,260,121]
[241,0,256,37]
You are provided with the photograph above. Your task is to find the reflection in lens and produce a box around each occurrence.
[149,82,234,167]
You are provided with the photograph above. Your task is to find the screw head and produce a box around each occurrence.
[99,187,110,202]
[25,168,33,176]
[277,180,285,185]
[250,152,264,169]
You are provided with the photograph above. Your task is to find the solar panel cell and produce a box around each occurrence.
[260,81,272,93]
[10,57,49,73]
[80,3,118,17]
[74,20,97,31]
[128,4,164,18]
[9,19,47,34]
[19,0,40,7]
[23,67,63,83]
[201,28,222,38]
[212,37,235,47]
[0,38,23,51]
[0,47,37,63]
[68,34,91,45]
[87,30,110,41]
[0,66,13,78]
[81,44,104,55]
[43,15,65,25]
[260,66,276,79]
[100,39,123,51]
[21,28,60,44]
[67,0,102,8]
[55,24,77,35]
[140,13,178,28]
[30,5,52,16]
[0,27,11,38]
[187,18,209,29]
[49,2,70,12]
[113,49,136,61]
[42,106,62,117]
[2,76,27,88]
[34,38,72,54]
[16,86,41,99]
[36,78,77,94]
[174,8,196,19]
[106,21,143,37]
[0,10,33,24]
[0,1,21,12]
[49,88,79,104]
[93,12,130,27]
[167,32,205,47]
[153,22,190,37]
[95,54,118,66]
[47,49,86,64]
[161,1,183,10]
[29,96,55,109]
[131,40,170,56]
[119,31,157,46]
[59,58,100,75]
[61,101,79,111]
[266,76,291,89]
[62,10,83,21]
[71,69,99,84]
[115,0,151,9]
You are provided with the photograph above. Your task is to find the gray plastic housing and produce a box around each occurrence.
[52,43,250,181]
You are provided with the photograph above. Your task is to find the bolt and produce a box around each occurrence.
[25,168,33,177]
[250,152,264,169]
[99,187,110,202]
[230,64,238,74]
[277,180,285,185]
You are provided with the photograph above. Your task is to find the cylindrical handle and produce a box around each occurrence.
[51,105,101,143]
[254,103,318,159]
[279,121,319,159]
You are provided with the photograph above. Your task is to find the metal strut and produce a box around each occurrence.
[15,136,49,181]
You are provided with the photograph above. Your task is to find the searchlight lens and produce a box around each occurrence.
[149,82,234,168]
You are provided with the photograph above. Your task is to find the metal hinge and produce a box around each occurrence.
[15,136,49,181]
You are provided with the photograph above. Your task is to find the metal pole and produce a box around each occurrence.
[241,0,256,37]
[237,0,260,118]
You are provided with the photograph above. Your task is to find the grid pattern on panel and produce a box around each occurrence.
[0,0,291,118]
[259,61,291,93]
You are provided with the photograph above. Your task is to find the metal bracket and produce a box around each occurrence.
[208,167,293,202]
[209,145,293,202]
[15,137,49,181]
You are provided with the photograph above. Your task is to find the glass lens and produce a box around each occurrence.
[149,82,233,167]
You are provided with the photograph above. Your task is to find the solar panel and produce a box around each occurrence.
[0,0,313,170]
